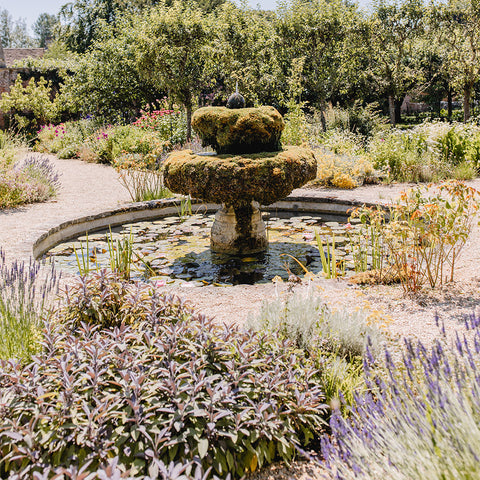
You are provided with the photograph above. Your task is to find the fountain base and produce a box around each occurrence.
[211,203,267,254]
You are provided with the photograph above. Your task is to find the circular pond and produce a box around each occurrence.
[46,212,364,286]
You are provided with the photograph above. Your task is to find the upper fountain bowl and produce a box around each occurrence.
[192,106,284,154]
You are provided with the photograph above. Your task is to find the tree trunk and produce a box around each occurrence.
[447,89,453,121]
[388,95,396,126]
[186,103,192,141]
[319,100,327,132]
[464,84,472,122]
[394,98,402,125]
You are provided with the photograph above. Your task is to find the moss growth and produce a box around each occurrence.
[163,147,317,206]
[192,106,284,154]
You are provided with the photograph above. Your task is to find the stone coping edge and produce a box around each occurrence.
[33,195,379,259]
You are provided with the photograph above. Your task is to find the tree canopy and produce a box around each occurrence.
[7,0,480,126]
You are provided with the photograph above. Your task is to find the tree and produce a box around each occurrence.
[275,0,361,129]
[431,0,480,122]
[134,2,212,139]
[33,13,58,48]
[366,0,425,126]
[60,19,157,121]
[0,8,35,48]
[211,3,282,107]
[57,0,223,54]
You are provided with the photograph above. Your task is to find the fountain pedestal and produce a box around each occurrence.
[211,202,267,254]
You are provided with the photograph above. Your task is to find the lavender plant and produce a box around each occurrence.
[16,155,61,199]
[0,155,60,209]
[0,274,328,478]
[320,314,480,480]
[0,249,59,360]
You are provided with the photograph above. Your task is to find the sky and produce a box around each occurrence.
[1,0,370,33]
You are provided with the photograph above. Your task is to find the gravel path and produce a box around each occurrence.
[0,155,131,263]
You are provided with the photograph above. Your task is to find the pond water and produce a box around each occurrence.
[46,213,365,286]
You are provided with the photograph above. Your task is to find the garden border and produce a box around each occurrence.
[33,195,378,259]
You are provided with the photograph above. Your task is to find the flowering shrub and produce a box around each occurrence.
[133,108,187,146]
[320,314,480,479]
[0,271,328,478]
[36,119,101,159]
[349,181,480,291]
[79,125,168,164]
[37,120,175,165]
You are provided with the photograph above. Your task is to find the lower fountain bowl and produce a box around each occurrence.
[163,146,317,207]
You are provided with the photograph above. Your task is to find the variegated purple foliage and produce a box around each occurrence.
[320,314,480,479]
[0,273,327,479]
[15,457,228,480]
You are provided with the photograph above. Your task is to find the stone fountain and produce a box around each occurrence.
[163,93,317,254]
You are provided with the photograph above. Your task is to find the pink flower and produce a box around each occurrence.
[154,279,166,288]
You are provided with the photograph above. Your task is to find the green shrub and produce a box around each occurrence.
[0,76,60,133]
[0,272,328,478]
[368,121,480,183]
[325,102,385,139]
[282,100,310,146]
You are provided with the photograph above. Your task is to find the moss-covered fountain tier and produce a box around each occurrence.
[164,105,317,254]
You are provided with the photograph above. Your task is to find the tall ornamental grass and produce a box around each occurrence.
[320,314,480,480]
[0,250,59,360]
